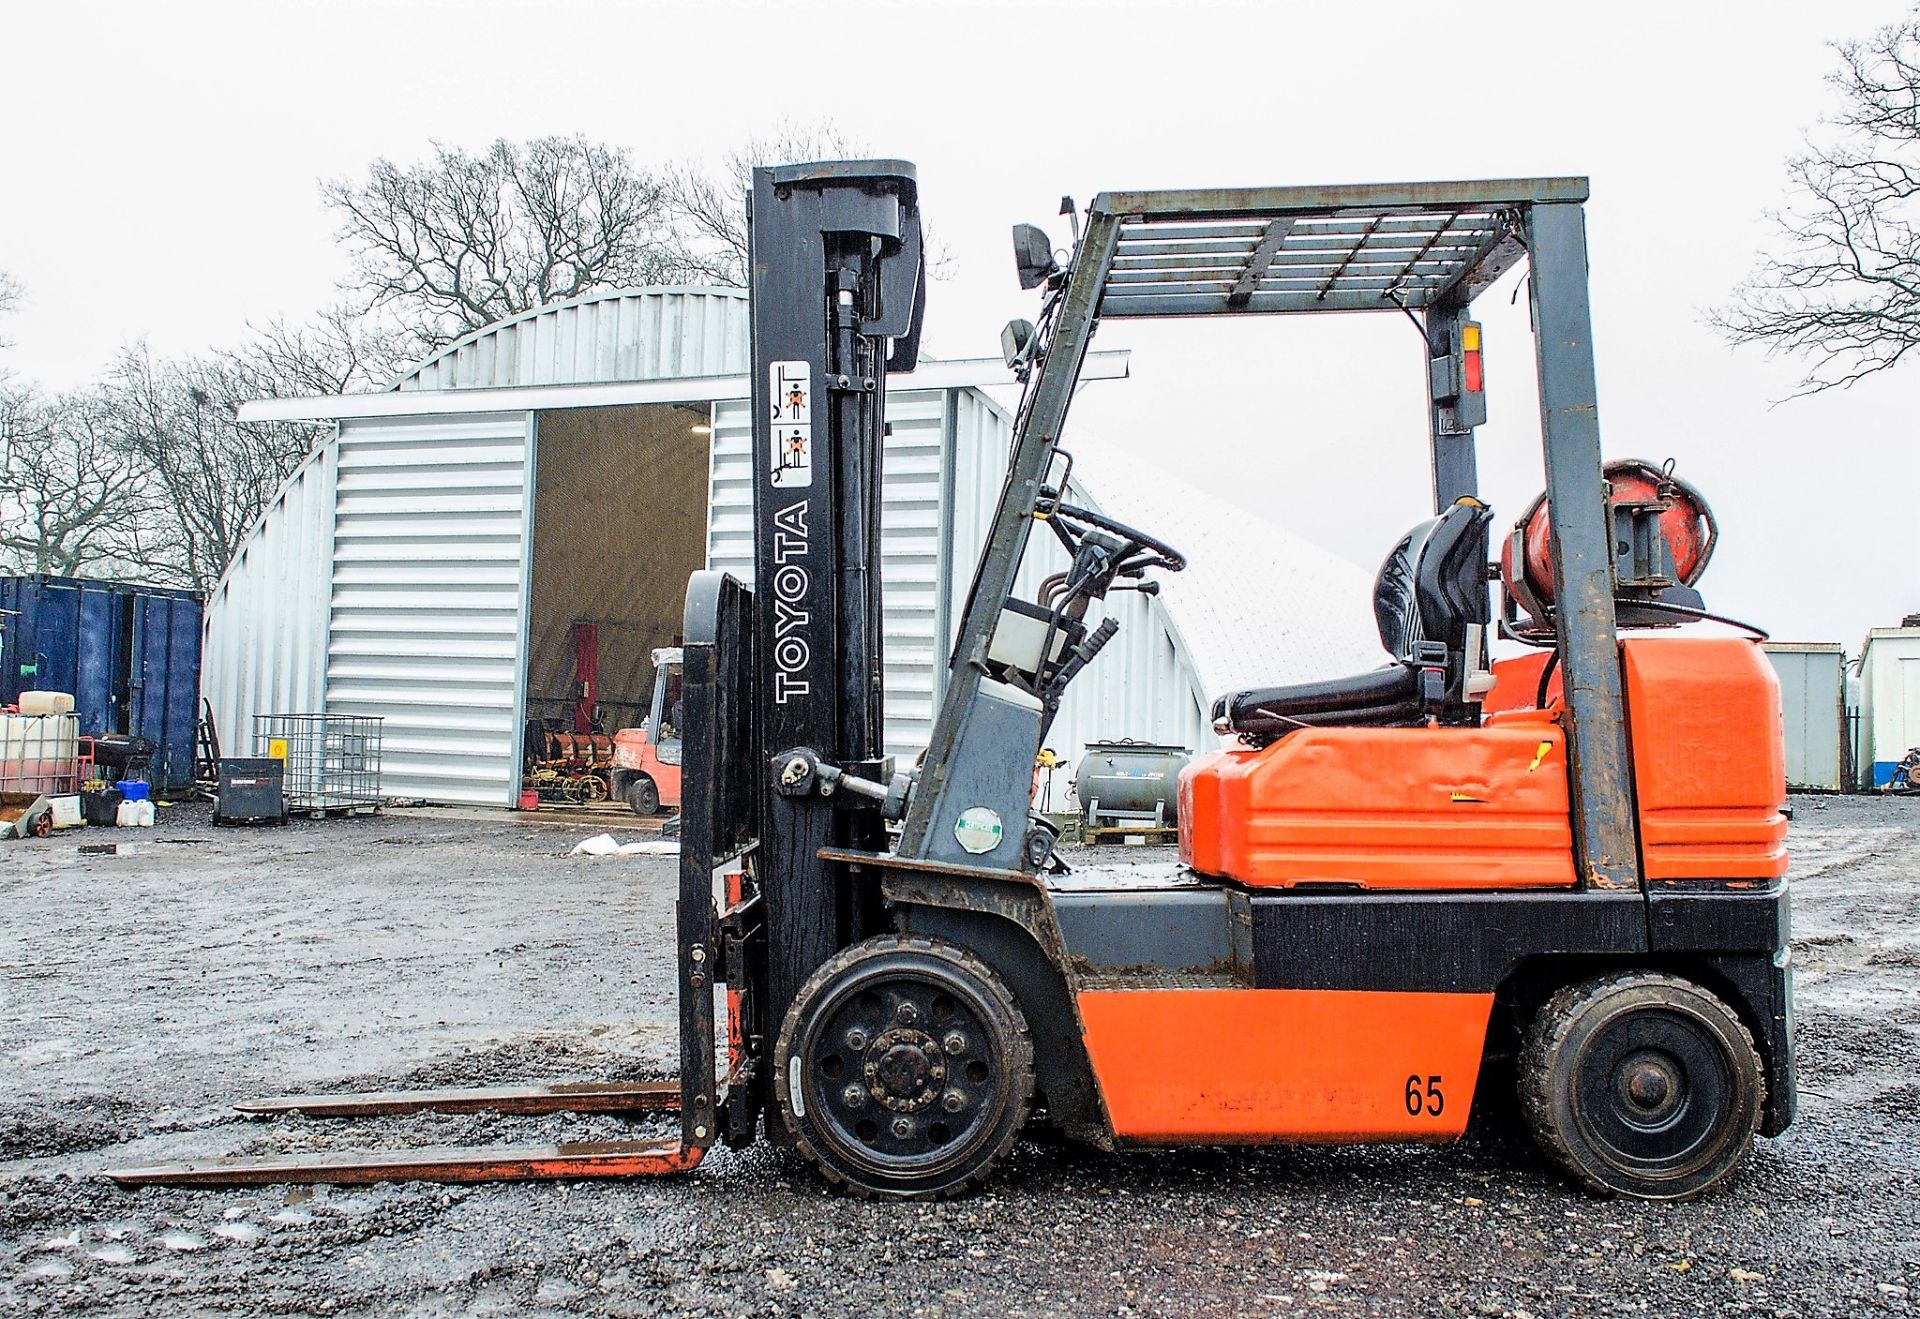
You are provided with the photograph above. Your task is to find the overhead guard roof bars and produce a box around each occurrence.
[1090,177,1589,318]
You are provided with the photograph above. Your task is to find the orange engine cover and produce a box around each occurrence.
[1183,636,1786,888]
[1180,712,1576,890]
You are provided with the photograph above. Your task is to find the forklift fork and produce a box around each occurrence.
[107,573,760,1189]
[107,1079,702,1186]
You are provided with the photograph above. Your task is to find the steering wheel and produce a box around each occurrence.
[1048,500,1187,576]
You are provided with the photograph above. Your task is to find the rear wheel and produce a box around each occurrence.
[626,777,659,816]
[774,934,1033,1200]
[1519,970,1763,1200]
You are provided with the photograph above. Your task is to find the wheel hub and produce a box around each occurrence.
[800,972,1004,1176]
[1575,1008,1738,1178]
[866,1029,946,1112]
[1621,1051,1678,1115]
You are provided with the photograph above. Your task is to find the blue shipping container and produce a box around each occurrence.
[0,574,205,789]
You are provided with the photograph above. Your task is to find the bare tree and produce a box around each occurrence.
[0,271,22,361]
[241,303,413,397]
[1716,11,1920,392]
[325,136,690,359]
[0,385,154,577]
[100,345,316,591]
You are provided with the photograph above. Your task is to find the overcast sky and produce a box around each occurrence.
[2,0,1913,647]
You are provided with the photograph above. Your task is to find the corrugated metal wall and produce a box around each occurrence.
[1764,644,1845,791]
[325,414,534,805]
[708,389,949,764]
[396,289,749,392]
[200,443,336,763]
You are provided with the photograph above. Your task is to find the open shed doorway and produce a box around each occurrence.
[522,403,710,812]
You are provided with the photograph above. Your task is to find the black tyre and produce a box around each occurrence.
[773,934,1034,1200]
[626,777,659,816]
[1519,970,1764,1200]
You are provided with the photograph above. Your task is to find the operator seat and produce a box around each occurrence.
[1214,500,1494,744]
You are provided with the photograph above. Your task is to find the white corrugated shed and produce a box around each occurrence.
[1860,626,1920,787]
[210,283,1379,810]
[395,288,748,391]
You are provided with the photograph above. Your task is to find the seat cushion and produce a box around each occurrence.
[1215,663,1425,740]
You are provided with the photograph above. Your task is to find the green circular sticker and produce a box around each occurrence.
[953,807,1004,855]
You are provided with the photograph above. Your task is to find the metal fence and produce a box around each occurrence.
[253,714,383,814]
[0,712,81,797]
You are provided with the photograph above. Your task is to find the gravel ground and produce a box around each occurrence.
[0,795,1916,1317]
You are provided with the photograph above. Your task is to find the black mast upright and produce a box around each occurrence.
[745,162,924,1135]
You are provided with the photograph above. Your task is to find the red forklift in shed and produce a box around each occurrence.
[116,166,1792,1202]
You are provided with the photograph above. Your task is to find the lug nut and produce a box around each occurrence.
[891,1117,914,1139]
[846,1029,868,1051]
[943,1032,967,1055]
[896,1003,920,1025]
[942,1090,966,1113]
[842,1085,866,1108]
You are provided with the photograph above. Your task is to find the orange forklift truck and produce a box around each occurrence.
[114,167,1792,1203]
[610,646,684,816]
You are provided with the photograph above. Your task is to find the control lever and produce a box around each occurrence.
[1045,616,1120,705]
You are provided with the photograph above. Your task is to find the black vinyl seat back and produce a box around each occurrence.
[1215,500,1493,743]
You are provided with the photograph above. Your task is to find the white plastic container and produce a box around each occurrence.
[48,795,83,829]
[17,691,76,715]
[116,799,139,827]
[134,799,155,827]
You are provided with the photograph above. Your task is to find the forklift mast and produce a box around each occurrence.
[738,161,926,1124]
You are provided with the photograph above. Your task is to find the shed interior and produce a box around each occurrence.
[524,404,711,755]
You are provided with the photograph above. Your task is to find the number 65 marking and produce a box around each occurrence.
[1404,1074,1444,1117]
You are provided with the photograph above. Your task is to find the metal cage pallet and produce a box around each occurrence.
[252,714,384,816]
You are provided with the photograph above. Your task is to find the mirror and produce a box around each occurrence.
[1000,319,1036,370]
[1012,223,1058,289]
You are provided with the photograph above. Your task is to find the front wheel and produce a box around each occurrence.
[626,777,659,816]
[1518,970,1763,1200]
[773,935,1034,1200]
